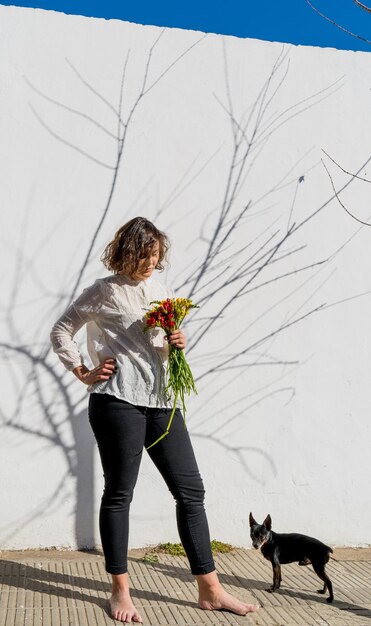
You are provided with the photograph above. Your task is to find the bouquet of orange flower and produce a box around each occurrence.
[144,298,198,448]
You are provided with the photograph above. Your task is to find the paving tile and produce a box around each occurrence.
[1,548,371,625]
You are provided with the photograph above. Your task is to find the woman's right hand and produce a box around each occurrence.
[72,358,117,385]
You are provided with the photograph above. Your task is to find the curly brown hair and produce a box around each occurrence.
[101,217,170,276]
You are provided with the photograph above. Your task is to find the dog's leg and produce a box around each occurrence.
[273,564,282,590]
[318,582,327,594]
[268,564,281,593]
[312,562,334,603]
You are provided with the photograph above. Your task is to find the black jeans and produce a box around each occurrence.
[88,393,215,576]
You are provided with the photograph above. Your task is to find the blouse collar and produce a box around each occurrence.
[116,273,153,287]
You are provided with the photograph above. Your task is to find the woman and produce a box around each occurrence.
[51,217,259,623]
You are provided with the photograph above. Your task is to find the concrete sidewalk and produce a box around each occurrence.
[1,547,371,626]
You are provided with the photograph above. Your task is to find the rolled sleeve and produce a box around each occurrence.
[50,280,102,371]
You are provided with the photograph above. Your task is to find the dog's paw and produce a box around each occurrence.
[326,597,334,603]
[266,587,276,593]
[317,589,326,594]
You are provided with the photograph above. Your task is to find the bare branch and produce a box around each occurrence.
[322,149,371,184]
[142,33,207,97]
[291,153,371,236]
[354,0,371,13]
[29,104,116,170]
[117,50,131,146]
[157,144,224,221]
[68,36,203,303]
[66,58,126,127]
[196,303,325,382]
[255,77,345,150]
[321,158,371,226]
[188,225,296,351]
[24,76,118,140]
[304,0,371,44]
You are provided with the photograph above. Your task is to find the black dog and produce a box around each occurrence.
[249,513,334,602]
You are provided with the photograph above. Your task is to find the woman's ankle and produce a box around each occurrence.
[111,572,130,593]
[196,570,220,593]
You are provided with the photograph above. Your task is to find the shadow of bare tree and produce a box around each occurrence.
[0,32,369,550]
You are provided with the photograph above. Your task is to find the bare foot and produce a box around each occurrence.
[199,585,260,616]
[109,589,142,623]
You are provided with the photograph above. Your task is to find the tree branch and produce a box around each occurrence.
[304,0,371,44]
[321,158,371,226]
[354,0,371,13]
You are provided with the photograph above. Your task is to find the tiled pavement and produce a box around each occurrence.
[1,547,371,625]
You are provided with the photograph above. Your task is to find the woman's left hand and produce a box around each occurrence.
[166,329,186,349]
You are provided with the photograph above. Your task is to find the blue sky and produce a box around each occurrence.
[1,0,371,51]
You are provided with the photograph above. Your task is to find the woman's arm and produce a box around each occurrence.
[50,280,103,371]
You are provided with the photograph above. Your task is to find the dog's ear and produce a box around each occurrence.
[249,512,257,527]
[263,514,272,531]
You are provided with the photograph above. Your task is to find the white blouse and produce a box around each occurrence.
[50,274,176,408]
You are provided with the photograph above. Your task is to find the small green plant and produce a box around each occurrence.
[142,539,234,562]
[142,553,159,564]
[155,542,186,556]
[210,539,233,554]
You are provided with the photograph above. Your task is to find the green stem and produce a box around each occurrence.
[145,389,179,450]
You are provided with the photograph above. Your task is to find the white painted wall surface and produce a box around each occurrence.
[1,5,371,550]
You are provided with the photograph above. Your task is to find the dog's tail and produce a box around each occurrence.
[326,547,336,561]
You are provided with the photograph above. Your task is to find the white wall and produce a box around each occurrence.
[1,5,371,550]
